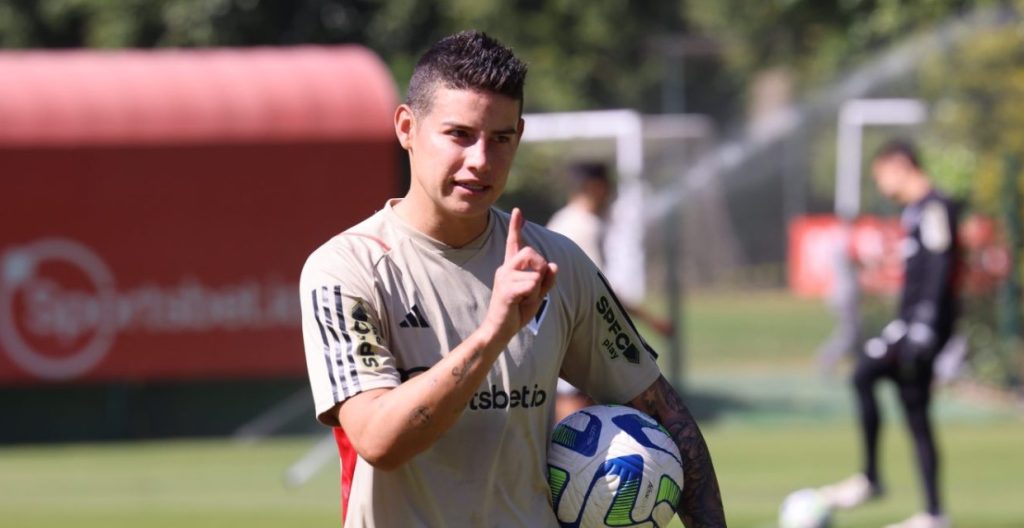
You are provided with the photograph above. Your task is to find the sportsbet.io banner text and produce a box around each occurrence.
[0,46,399,385]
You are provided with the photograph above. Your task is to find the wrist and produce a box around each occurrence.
[472,321,514,356]
[907,321,936,348]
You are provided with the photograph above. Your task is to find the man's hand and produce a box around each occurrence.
[484,208,558,342]
[862,319,938,381]
[863,319,907,362]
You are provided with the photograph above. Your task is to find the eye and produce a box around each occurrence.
[447,129,470,139]
[494,134,513,144]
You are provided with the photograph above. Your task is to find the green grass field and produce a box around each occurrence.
[1,290,1021,527]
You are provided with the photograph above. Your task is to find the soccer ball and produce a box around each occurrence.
[779,488,831,528]
[547,405,684,527]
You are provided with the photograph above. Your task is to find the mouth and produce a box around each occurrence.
[453,181,489,194]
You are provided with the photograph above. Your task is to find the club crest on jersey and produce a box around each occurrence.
[350,300,373,333]
[527,294,550,335]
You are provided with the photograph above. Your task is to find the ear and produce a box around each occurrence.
[394,104,415,150]
[516,117,525,141]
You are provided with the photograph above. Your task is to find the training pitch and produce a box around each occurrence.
[1,291,1020,527]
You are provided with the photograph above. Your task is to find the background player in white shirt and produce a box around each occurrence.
[547,161,675,338]
[547,162,612,269]
[300,30,725,527]
[547,161,675,422]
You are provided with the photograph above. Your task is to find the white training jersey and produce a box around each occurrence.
[300,199,661,527]
[546,203,606,270]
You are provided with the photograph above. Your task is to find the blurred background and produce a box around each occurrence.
[1,1,1022,527]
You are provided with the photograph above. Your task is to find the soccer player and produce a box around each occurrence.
[300,31,725,527]
[547,161,674,422]
[547,161,675,338]
[547,162,612,270]
[821,140,959,528]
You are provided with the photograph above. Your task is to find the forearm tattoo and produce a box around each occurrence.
[451,349,481,384]
[451,364,466,383]
[410,406,432,428]
[630,376,726,527]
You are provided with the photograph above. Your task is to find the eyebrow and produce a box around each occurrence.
[440,121,518,135]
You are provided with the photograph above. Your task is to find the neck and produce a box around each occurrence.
[392,197,490,248]
[570,195,601,215]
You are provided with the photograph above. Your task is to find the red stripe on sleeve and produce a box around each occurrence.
[333,427,357,523]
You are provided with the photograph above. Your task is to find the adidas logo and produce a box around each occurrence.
[399,304,430,328]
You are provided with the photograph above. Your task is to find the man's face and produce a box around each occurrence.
[586,179,613,213]
[871,155,913,204]
[396,87,524,222]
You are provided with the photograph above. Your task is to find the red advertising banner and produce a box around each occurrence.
[788,214,1010,299]
[0,47,399,385]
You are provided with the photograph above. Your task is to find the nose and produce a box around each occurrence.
[464,137,490,174]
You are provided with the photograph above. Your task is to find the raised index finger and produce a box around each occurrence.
[505,207,523,263]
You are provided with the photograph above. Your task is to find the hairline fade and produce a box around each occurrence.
[406,30,527,117]
[874,138,921,169]
[566,161,612,195]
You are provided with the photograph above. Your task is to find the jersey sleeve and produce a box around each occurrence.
[559,245,662,404]
[909,198,958,334]
[300,242,400,426]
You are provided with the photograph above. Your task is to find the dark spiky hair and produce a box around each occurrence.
[406,30,527,116]
[567,161,610,188]
[874,138,921,169]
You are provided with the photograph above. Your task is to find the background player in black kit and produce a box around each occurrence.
[822,140,960,528]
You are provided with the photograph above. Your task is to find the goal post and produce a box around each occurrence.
[521,110,648,305]
[834,98,927,220]
[520,110,715,389]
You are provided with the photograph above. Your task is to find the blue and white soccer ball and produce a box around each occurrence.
[779,488,831,528]
[547,405,684,527]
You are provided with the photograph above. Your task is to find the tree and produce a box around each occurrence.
[0,0,740,115]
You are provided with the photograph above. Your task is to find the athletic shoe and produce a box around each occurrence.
[818,473,881,509]
[883,512,951,528]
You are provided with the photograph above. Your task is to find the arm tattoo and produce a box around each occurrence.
[629,376,726,527]
[451,349,481,384]
[410,406,432,428]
